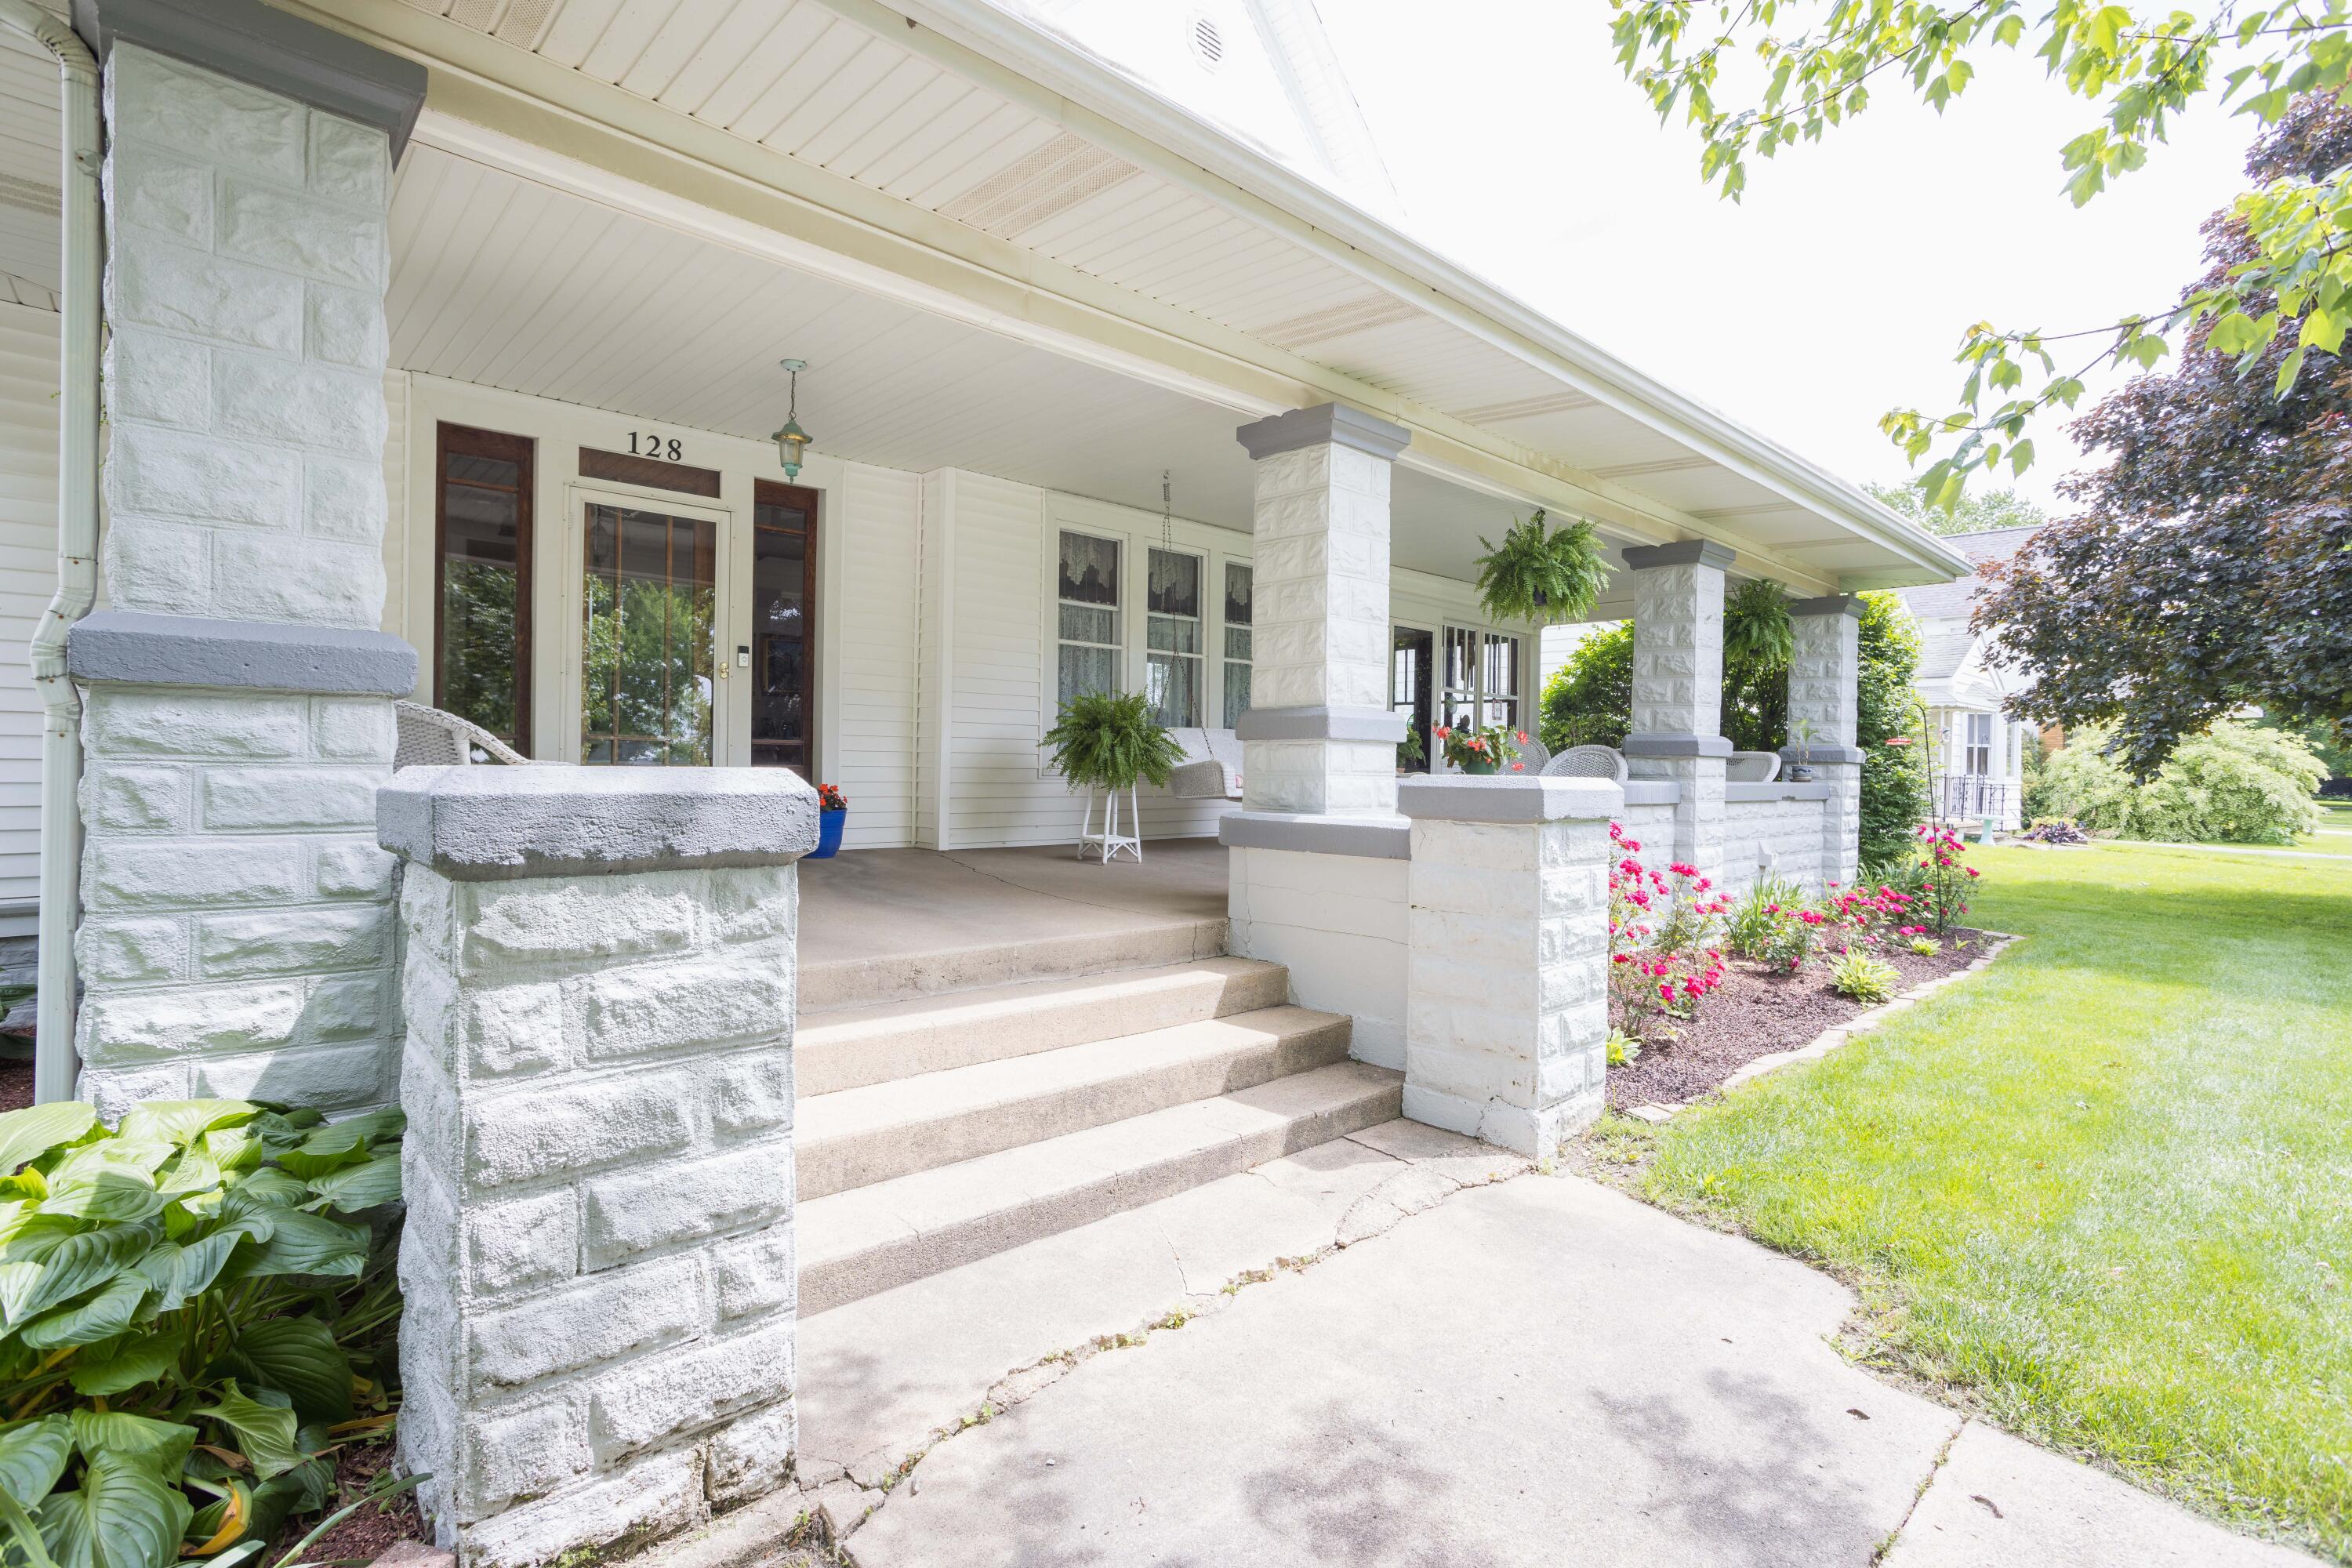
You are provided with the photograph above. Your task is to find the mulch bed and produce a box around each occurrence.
[1606,928,1991,1109]
[0,1057,31,1113]
[269,1432,433,1566]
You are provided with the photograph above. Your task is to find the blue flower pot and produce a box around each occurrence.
[811,808,846,859]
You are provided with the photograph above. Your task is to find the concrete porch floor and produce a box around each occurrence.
[796,840,1230,1010]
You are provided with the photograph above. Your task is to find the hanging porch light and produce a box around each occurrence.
[771,358,813,480]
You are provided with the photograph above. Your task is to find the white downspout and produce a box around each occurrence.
[7,2,100,1105]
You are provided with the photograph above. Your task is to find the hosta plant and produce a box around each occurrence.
[1829,948,1903,1006]
[0,1099,410,1568]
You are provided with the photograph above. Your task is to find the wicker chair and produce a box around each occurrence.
[1541,744,1629,782]
[1726,750,1782,783]
[393,701,530,769]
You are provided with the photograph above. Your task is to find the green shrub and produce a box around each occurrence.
[1830,947,1903,1004]
[0,1099,408,1568]
[2037,720,2326,845]
[1605,1029,1642,1068]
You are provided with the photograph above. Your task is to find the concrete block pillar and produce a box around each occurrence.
[1621,540,1733,879]
[1784,594,1865,885]
[65,9,425,1116]
[1230,404,1410,818]
[379,766,818,1568]
[1396,775,1619,1158]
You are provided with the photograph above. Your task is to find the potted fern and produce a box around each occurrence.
[1042,691,1186,862]
[1472,508,1610,625]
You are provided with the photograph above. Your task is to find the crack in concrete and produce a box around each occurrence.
[790,1150,1537,1560]
[1873,1417,1970,1564]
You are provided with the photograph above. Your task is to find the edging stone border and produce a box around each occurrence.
[1621,932,2022,1123]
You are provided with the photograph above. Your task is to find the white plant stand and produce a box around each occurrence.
[1077,783,1143,863]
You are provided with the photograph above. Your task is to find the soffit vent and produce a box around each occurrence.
[1189,13,1224,71]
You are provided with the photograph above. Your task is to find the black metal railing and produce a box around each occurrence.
[1937,773,2013,821]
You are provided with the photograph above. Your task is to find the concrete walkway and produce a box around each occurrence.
[835,1174,2318,1568]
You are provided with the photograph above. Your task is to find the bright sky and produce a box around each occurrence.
[1315,2,2263,510]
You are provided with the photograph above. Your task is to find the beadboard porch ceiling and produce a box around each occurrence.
[300,0,1967,593]
[388,140,1543,586]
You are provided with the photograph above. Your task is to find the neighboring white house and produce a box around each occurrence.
[1896,524,2040,830]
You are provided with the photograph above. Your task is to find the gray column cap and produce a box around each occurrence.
[69,610,419,695]
[1621,539,1737,572]
[1218,811,1410,859]
[1790,593,1864,619]
[1621,731,1733,758]
[1236,403,1410,463]
[1232,705,1406,743]
[74,0,426,155]
[379,766,819,880]
[1398,775,1622,824]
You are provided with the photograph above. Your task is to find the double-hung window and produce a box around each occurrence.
[1145,547,1204,727]
[1965,712,1993,776]
[1056,530,1122,708]
[1221,563,1253,728]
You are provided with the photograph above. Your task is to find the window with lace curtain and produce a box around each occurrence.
[1221,562,1252,728]
[1145,546,1203,727]
[1057,530,1121,707]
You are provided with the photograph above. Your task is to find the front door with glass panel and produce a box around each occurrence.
[579,500,719,764]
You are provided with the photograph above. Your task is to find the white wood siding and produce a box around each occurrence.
[0,299,57,909]
[831,462,920,850]
[942,473,1240,850]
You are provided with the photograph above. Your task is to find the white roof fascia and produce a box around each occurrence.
[860,0,1973,586]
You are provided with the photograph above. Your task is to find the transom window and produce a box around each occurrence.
[1145,547,1203,728]
[1056,530,1122,708]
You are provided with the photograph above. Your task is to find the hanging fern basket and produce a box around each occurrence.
[1472,509,1610,626]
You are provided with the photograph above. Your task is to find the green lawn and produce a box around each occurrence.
[1627,842,2352,1559]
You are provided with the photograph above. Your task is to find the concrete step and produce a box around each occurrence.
[796,1060,1405,1316]
[797,1004,1351,1200]
[797,914,1228,1011]
[795,956,1292,1097]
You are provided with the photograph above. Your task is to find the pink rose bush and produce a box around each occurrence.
[1606,822,1730,1039]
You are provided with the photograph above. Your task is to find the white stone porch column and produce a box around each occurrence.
[1219,405,1417,1068]
[1784,595,1865,885]
[1229,404,1410,817]
[65,8,425,1117]
[1621,540,1733,878]
[381,767,817,1567]
[1397,775,1618,1158]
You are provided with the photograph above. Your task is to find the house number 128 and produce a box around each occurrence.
[630,433,682,460]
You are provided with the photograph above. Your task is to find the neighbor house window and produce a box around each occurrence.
[1965,712,1993,776]
[1145,547,1203,727]
[1222,562,1253,729]
[435,423,533,755]
[1057,530,1121,707]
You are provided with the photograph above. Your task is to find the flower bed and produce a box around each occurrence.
[1603,821,1991,1109]
[1605,931,1988,1108]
